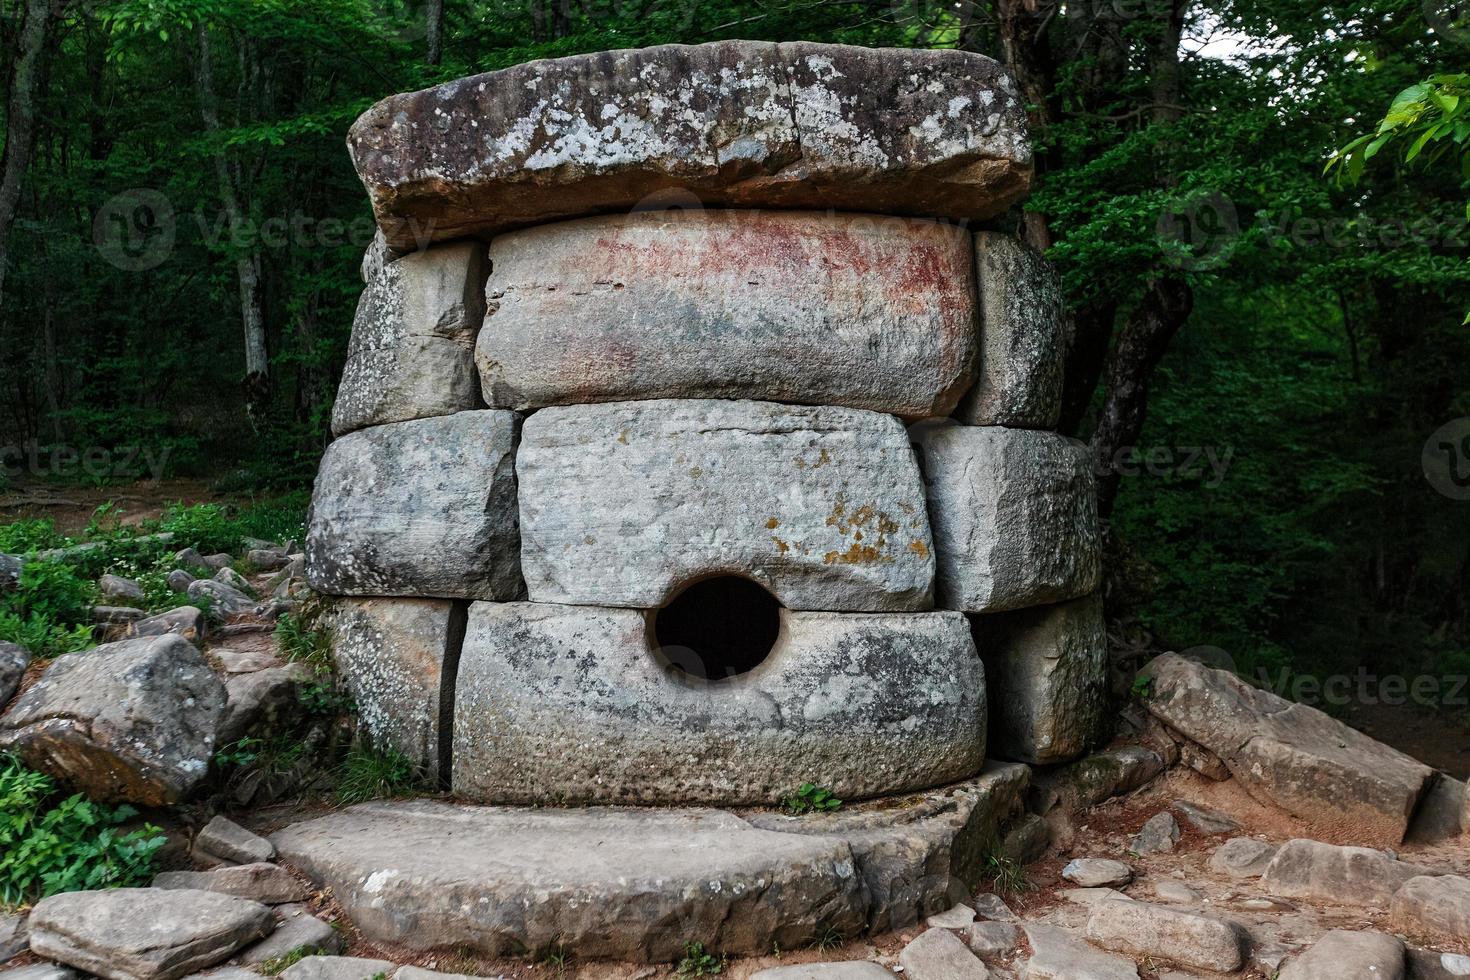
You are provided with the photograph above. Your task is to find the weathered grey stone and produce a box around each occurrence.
[279,957,396,980]
[93,605,147,625]
[394,969,486,980]
[1260,839,1437,908]
[1022,923,1139,980]
[1143,652,1435,845]
[28,888,274,980]
[913,423,1100,613]
[1279,930,1405,980]
[154,863,310,905]
[1040,746,1166,812]
[746,763,1030,934]
[1391,875,1470,946]
[166,569,197,592]
[326,597,458,780]
[1172,800,1240,835]
[99,573,145,604]
[237,906,343,964]
[0,635,224,805]
[360,228,397,283]
[964,920,1019,960]
[927,904,977,929]
[899,928,989,980]
[1085,901,1243,974]
[187,580,255,617]
[1179,739,1232,780]
[0,640,27,708]
[969,593,1105,763]
[333,242,487,437]
[202,554,235,573]
[272,800,867,962]
[218,664,311,746]
[1409,947,1470,979]
[1408,775,1466,843]
[1061,858,1132,888]
[751,965,894,980]
[1209,837,1277,878]
[1131,812,1181,855]
[0,911,27,962]
[0,553,20,591]
[306,410,523,601]
[126,606,206,644]
[972,893,1018,922]
[247,550,290,572]
[454,602,984,805]
[1152,880,1199,904]
[998,812,1049,865]
[478,210,977,418]
[195,815,275,865]
[173,547,206,569]
[350,41,1031,248]
[212,568,254,595]
[955,232,1064,428]
[1,966,77,980]
[518,400,934,610]
[1058,888,1132,906]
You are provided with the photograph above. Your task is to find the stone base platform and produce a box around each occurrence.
[270,763,1030,962]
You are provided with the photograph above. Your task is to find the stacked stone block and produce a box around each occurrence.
[307,39,1105,804]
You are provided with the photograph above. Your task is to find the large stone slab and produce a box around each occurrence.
[1022,923,1139,980]
[1143,653,1436,845]
[306,410,523,600]
[332,242,487,437]
[271,800,867,961]
[327,597,461,781]
[1391,875,1470,946]
[349,41,1031,248]
[913,423,1100,613]
[1279,930,1405,980]
[1084,901,1244,973]
[1260,839,1437,908]
[0,635,224,805]
[453,602,985,805]
[517,399,934,610]
[477,210,977,418]
[969,592,1106,764]
[956,232,1065,428]
[28,888,274,980]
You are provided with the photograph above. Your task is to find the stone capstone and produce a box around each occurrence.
[517,399,934,610]
[0,635,224,805]
[1260,839,1438,908]
[332,242,487,437]
[1084,901,1244,974]
[349,40,1031,248]
[968,592,1105,764]
[452,602,985,805]
[477,210,977,418]
[956,232,1064,428]
[27,888,274,980]
[306,410,523,600]
[913,423,1100,613]
[1143,653,1436,845]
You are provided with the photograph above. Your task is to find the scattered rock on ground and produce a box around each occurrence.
[1173,800,1241,835]
[1278,929,1405,980]
[194,815,275,865]
[1,910,28,961]
[246,550,290,572]
[750,965,895,980]
[965,921,1020,960]
[166,569,196,592]
[1153,880,1200,904]
[99,573,145,604]
[0,641,28,707]
[1085,900,1245,974]
[126,606,206,643]
[1131,812,1180,855]
[1260,838,1437,908]
[154,862,309,904]
[212,568,254,595]
[1062,858,1133,888]
[973,893,1018,922]
[279,957,397,980]
[172,548,205,569]
[1407,947,1470,979]
[201,554,234,572]
[1210,837,1278,878]
[28,887,274,980]
[926,903,977,929]
[187,580,255,617]
[899,927,990,980]
[1390,875,1470,946]
[1023,922,1139,980]
[1059,887,1132,906]
[92,605,146,625]
[238,905,343,964]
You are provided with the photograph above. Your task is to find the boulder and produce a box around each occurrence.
[166,570,196,592]
[332,241,487,437]
[187,580,255,617]
[27,888,274,980]
[246,549,290,572]
[1279,930,1405,980]
[453,602,985,805]
[913,423,1100,613]
[173,547,206,570]
[0,640,27,707]
[955,232,1065,428]
[1061,858,1132,888]
[272,800,867,961]
[1391,875,1470,946]
[349,41,1031,248]
[969,592,1106,763]
[326,597,460,780]
[0,635,225,805]
[1260,839,1437,908]
[154,862,310,904]
[280,958,397,980]
[1039,746,1165,811]
[1084,901,1244,974]
[125,606,206,644]
[194,815,275,865]
[1131,812,1181,855]
[1172,800,1240,835]
[306,410,523,600]
[238,906,343,964]
[201,554,234,572]
[1407,775,1466,844]
[1142,652,1435,845]
[0,553,20,591]
[517,400,934,610]
[212,567,253,595]
[99,573,145,604]
[1209,837,1277,878]
[965,921,1020,960]
[478,210,977,418]
[898,928,990,980]
[92,605,146,625]
[218,663,311,745]
[1022,923,1139,980]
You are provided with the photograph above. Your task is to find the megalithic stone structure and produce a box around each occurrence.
[299,38,1102,961]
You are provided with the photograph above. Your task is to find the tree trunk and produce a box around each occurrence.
[0,0,66,308]
[426,0,444,64]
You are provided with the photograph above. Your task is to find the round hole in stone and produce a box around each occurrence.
[650,575,782,682]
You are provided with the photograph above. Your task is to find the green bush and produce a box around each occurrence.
[158,494,308,556]
[0,755,166,907]
[0,559,97,659]
[0,519,68,554]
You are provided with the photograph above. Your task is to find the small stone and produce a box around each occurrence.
[99,574,145,604]
[173,548,206,570]
[1152,880,1200,904]
[964,921,1019,960]
[394,970,491,980]
[751,966,894,980]
[926,903,977,929]
[1210,838,1278,878]
[212,567,254,595]
[1,911,28,961]
[1391,875,1470,946]
[92,605,146,625]
[1172,800,1240,835]
[28,887,275,980]
[1278,930,1405,980]
[154,862,310,904]
[1408,947,1470,979]
[238,905,344,964]
[127,606,206,644]
[280,957,398,980]
[202,554,235,572]
[1022,923,1139,980]
[1237,897,1295,911]
[898,928,989,980]
[1085,900,1244,974]
[0,640,28,707]
[1251,941,1294,974]
[187,580,255,617]
[247,550,290,572]
[1261,839,1437,908]
[972,893,1017,922]
[1058,888,1132,906]
[166,570,197,592]
[1062,858,1132,888]
[1131,812,1180,855]
[194,815,275,865]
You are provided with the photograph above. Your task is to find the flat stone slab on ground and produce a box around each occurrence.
[1085,900,1244,973]
[750,965,895,980]
[478,210,978,418]
[1022,923,1139,980]
[154,862,309,904]
[238,905,343,964]
[1260,838,1437,908]
[1172,800,1241,835]
[349,40,1031,247]
[898,928,989,979]
[279,957,397,980]
[271,800,867,962]
[194,816,274,865]
[28,888,274,980]
[1130,811,1181,855]
[1062,858,1133,888]
[1278,929,1405,980]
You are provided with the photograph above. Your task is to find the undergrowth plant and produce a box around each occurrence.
[676,942,724,977]
[335,743,425,806]
[781,783,842,816]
